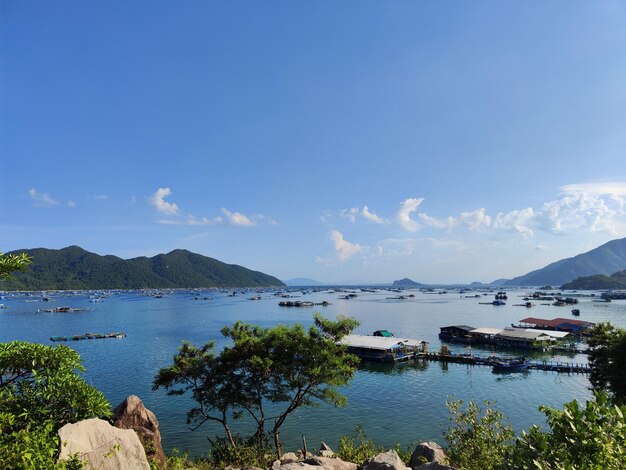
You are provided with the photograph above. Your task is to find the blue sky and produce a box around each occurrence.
[2,1,626,284]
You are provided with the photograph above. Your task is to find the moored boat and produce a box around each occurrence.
[492,358,530,373]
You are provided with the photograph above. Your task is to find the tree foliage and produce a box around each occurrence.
[444,399,514,470]
[0,251,32,280]
[153,314,360,457]
[511,391,626,469]
[0,341,111,469]
[587,322,626,404]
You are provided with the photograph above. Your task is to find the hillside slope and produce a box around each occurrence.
[1,246,284,290]
[504,237,626,287]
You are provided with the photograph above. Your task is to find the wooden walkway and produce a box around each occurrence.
[419,353,591,374]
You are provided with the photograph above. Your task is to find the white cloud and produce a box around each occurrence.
[28,188,59,207]
[458,208,492,230]
[148,188,179,215]
[396,198,424,231]
[67,200,76,208]
[494,208,536,236]
[362,206,386,224]
[535,244,549,251]
[222,208,255,226]
[560,182,626,196]
[339,208,359,223]
[330,230,363,261]
[93,194,109,201]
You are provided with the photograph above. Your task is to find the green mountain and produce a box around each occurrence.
[1,246,284,290]
[504,237,626,287]
[561,269,626,290]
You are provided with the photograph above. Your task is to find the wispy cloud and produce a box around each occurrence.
[560,182,626,196]
[316,230,364,263]
[28,188,59,207]
[396,198,423,231]
[222,208,255,226]
[157,214,224,226]
[67,200,76,208]
[362,206,386,224]
[92,194,109,201]
[148,188,180,215]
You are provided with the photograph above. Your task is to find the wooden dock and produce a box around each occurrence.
[419,353,591,374]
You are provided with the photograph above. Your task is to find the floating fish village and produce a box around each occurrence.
[1,286,615,377]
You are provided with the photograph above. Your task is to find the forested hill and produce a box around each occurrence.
[561,270,626,290]
[1,246,285,290]
[503,237,626,287]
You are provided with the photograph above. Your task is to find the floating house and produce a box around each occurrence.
[495,328,552,349]
[468,327,503,344]
[438,325,475,343]
[339,334,428,363]
[517,317,595,335]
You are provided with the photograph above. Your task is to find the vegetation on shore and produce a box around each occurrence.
[561,269,626,290]
[1,246,284,290]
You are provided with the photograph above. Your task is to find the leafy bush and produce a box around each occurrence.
[443,399,514,470]
[510,391,626,469]
[0,341,111,469]
[208,434,274,469]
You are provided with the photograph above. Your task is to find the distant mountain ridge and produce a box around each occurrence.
[284,278,324,286]
[504,237,626,287]
[1,246,284,290]
[392,278,423,288]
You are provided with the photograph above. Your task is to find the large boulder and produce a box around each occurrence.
[409,442,448,468]
[413,463,458,470]
[58,418,150,470]
[113,395,166,469]
[362,450,410,470]
[304,455,358,469]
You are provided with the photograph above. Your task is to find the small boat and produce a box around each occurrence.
[492,358,530,373]
[571,309,580,316]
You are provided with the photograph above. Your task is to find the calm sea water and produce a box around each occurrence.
[2,288,625,456]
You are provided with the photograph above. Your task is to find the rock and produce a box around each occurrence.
[320,441,333,452]
[362,450,410,470]
[272,463,319,470]
[413,463,458,470]
[304,455,358,469]
[58,418,149,470]
[409,442,448,468]
[318,441,335,458]
[282,452,300,463]
[113,395,166,469]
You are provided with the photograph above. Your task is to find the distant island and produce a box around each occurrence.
[504,237,626,287]
[0,246,284,290]
[561,269,626,290]
[392,278,423,288]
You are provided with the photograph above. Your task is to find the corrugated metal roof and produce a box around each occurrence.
[518,317,594,328]
[496,328,551,341]
[470,327,503,335]
[339,334,425,351]
[526,329,571,339]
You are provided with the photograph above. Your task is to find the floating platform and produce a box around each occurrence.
[50,332,126,342]
[419,353,591,374]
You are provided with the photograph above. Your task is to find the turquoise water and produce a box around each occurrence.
[2,288,624,455]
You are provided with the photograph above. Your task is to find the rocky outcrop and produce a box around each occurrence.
[413,463,457,470]
[113,395,166,469]
[362,450,410,470]
[271,455,357,470]
[409,442,448,468]
[57,418,150,470]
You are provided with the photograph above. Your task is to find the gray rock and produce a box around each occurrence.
[319,450,335,458]
[413,463,458,470]
[320,441,333,452]
[304,455,358,469]
[58,418,149,470]
[362,450,410,470]
[282,452,300,463]
[272,463,319,470]
[113,395,165,469]
[409,442,448,468]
